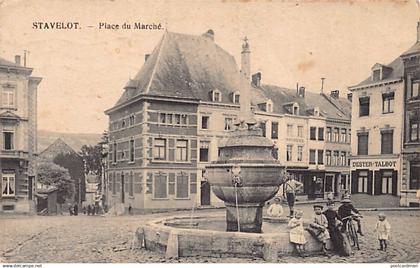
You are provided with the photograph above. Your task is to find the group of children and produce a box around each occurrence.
[268,196,391,257]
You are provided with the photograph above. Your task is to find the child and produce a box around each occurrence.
[323,201,351,256]
[288,210,307,257]
[267,197,284,217]
[307,204,330,255]
[374,212,391,251]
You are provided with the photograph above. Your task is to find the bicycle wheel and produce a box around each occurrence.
[349,222,360,250]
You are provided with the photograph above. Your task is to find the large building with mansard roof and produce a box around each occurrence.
[105,29,351,212]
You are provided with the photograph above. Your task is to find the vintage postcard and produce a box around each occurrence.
[0,0,419,266]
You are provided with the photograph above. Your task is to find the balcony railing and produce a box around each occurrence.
[0,150,29,159]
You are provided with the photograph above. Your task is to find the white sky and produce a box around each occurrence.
[0,0,419,134]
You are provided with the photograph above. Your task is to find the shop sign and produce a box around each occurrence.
[351,160,397,168]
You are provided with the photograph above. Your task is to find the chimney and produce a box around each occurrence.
[347,93,353,102]
[298,86,305,98]
[252,72,261,87]
[241,36,251,81]
[145,54,150,62]
[330,90,339,99]
[202,29,214,41]
[15,55,21,66]
[417,21,420,42]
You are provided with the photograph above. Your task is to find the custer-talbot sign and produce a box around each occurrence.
[351,160,397,168]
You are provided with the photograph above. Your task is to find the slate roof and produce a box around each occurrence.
[0,57,19,67]
[401,41,420,57]
[110,30,351,121]
[252,84,351,120]
[113,30,242,108]
[350,57,404,89]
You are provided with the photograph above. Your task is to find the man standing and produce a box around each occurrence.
[282,172,303,217]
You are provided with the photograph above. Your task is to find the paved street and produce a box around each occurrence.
[1,206,419,263]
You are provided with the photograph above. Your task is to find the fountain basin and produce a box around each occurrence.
[135,214,332,261]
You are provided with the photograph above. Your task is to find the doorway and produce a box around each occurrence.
[200,181,211,206]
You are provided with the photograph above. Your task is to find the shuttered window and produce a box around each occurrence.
[153,173,167,199]
[357,132,368,155]
[176,174,189,199]
[381,130,393,154]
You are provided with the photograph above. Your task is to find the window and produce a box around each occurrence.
[129,115,135,126]
[409,162,420,190]
[372,69,381,81]
[410,118,420,142]
[381,130,393,154]
[267,102,273,113]
[310,127,317,140]
[129,139,135,162]
[309,150,316,164]
[287,124,293,137]
[2,87,15,107]
[159,113,166,124]
[176,173,189,199]
[212,90,222,102]
[292,103,299,115]
[271,122,279,139]
[382,92,394,114]
[358,171,368,193]
[112,173,116,195]
[318,128,324,141]
[113,142,117,163]
[181,114,187,125]
[1,173,15,197]
[357,132,368,155]
[201,116,209,129]
[326,127,332,141]
[3,131,14,150]
[333,128,340,142]
[333,151,339,166]
[297,126,303,137]
[359,97,370,117]
[297,146,303,161]
[175,114,181,125]
[340,152,347,166]
[260,122,266,137]
[199,141,209,162]
[326,150,332,165]
[381,171,393,194]
[233,92,240,104]
[286,145,293,161]
[411,82,419,98]
[176,140,188,161]
[153,173,168,199]
[153,139,166,160]
[167,114,173,124]
[122,120,126,128]
[224,117,233,131]
[340,129,347,143]
[129,172,134,197]
[317,150,324,165]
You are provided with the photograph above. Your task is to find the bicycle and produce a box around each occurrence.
[341,214,362,250]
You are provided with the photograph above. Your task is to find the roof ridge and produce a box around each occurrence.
[144,32,168,94]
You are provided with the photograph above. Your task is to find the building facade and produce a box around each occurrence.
[400,22,420,207]
[105,30,351,211]
[349,57,404,206]
[0,55,41,213]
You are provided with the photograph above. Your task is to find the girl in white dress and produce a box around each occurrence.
[288,210,307,257]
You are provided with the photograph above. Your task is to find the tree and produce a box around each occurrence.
[54,152,85,203]
[37,160,75,204]
[80,145,102,176]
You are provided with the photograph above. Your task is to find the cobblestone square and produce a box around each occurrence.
[1,206,419,263]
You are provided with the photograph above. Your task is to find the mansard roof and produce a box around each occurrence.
[109,30,243,111]
[401,42,420,57]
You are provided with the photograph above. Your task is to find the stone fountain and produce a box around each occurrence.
[205,120,283,233]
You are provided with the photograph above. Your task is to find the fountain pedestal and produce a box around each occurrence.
[206,122,284,233]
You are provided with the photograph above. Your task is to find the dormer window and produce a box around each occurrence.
[292,103,299,115]
[372,69,381,81]
[314,107,320,117]
[212,89,222,102]
[232,91,240,104]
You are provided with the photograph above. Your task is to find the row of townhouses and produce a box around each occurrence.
[0,56,41,213]
[348,22,420,207]
[104,30,353,212]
